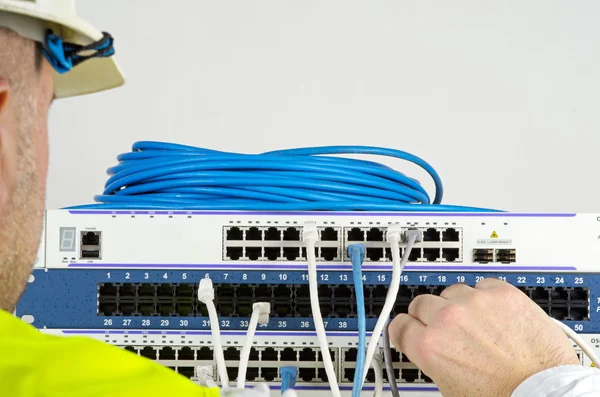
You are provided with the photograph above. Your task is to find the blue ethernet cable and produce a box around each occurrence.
[65,141,498,211]
[280,366,297,394]
[349,244,366,397]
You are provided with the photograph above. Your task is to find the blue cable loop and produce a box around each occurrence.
[349,244,366,396]
[280,366,297,394]
[42,30,115,74]
[66,141,499,211]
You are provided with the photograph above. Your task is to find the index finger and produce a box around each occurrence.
[388,313,426,367]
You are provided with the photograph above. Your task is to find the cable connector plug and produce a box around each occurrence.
[302,221,319,243]
[196,366,216,387]
[386,224,403,244]
[253,302,271,325]
[347,243,365,263]
[198,278,215,303]
[404,228,422,243]
[280,366,298,394]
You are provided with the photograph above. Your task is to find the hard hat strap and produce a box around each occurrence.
[42,30,115,74]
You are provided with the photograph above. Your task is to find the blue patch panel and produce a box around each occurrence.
[17,269,598,332]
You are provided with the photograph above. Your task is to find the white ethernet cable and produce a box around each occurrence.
[198,278,230,388]
[238,302,271,389]
[372,352,384,397]
[196,366,218,388]
[553,318,600,367]
[362,225,420,383]
[303,222,342,397]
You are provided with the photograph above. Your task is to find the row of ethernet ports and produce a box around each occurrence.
[225,226,461,243]
[121,345,431,384]
[98,283,590,321]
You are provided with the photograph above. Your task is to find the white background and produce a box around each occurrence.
[47,0,600,212]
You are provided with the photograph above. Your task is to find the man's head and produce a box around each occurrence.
[0,27,54,311]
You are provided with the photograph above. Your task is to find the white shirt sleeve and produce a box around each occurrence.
[512,365,600,397]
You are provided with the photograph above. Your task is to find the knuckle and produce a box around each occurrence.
[437,303,464,324]
[407,294,424,315]
[416,331,438,361]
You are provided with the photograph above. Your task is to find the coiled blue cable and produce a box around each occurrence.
[349,244,366,397]
[66,141,498,211]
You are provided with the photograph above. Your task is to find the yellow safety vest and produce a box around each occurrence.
[0,310,220,397]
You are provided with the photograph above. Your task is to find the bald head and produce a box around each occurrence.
[0,27,54,311]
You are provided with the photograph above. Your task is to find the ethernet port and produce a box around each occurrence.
[283,247,300,261]
[247,368,259,381]
[139,283,155,297]
[254,284,272,302]
[226,247,243,260]
[301,247,318,259]
[442,228,459,242]
[300,368,316,382]
[570,307,589,321]
[551,287,569,302]
[274,284,291,299]
[261,347,278,361]
[175,302,193,316]
[274,300,291,317]
[264,247,281,261]
[423,228,440,242]
[299,348,317,361]
[158,284,175,298]
[120,284,136,297]
[245,247,262,261]
[366,247,384,262]
[408,248,421,262]
[571,287,589,301]
[402,369,419,383]
[320,227,338,241]
[344,348,357,362]
[265,227,281,241]
[99,283,117,297]
[178,346,194,360]
[175,284,194,297]
[245,227,262,241]
[318,368,328,382]
[366,228,384,242]
[347,227,365,241]
[283,227,300,241]
[423,248,440,262]
[140,346,157,360]
[495,249,516,263]
[261,367,278,382]
[473,249,493,263]
[226,227,243,240]
[318,349,336,362]
[159,347,176,360]
[422,374,434,383]
[344,368,356,383]
[152,301,168,317]
[550,307,568,320]
[366,368,376,383]
[197,347,213,360]
[383,369,400,382]
[320,247,338,261]
[98,302,117,316]
[178,367,195,379]
[227,367,238,382]
[531,287,549,303]
[249,347,259,361]
[81,231,100,245]
[124,346,137,354]
[401,353,411,363]
[120,302,136,316]
[224,347,240,360]
[442,248,460,262]
[281,348,297,362]
[138,302,155,316]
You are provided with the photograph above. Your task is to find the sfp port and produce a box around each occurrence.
[226,227,243,240]
[245,227,262,241]
[347,227,365,241]
[495,249,516,263]
[423,228,440,242]
[442,228,460,242]
[473,249,493,263]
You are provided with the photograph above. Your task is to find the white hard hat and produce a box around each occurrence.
[0,0,124,98]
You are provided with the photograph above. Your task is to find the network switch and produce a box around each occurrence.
[15,210,600,396]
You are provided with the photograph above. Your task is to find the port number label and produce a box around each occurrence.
[575,324,584,332]
[202,320,211,327]
[457,276,465,283]
[161,320,169,327]
[438,276,447,282]
[321,274,329,281]
[339,321,348,329]
[537,277,545,284]
[142,320,150,327]
[180,320,189,327]
[419,275,428,282]
[575,277,584,284]
[278,321,287,328]
[279,274,288,281]
[301,321,310,328]
[377,275,386,282]
[517,277,526,284]
[144,272,149,280]
[242,273,248,280]
[340,274,348,282]
[221,320,230,327]
[103,319,112,326]
[125,272,130,280]
[182,273,187,280]
[302,274,308,281]
[223,273,229,280]
[106,272,110,279]
[555,277,565,284]
[475,276,485,282]
[261,274,267,281]
[401,275,408,282]
[163,273,168,279]
[240,321,249,328]
[498,276,507,282]
[123,319,131,326]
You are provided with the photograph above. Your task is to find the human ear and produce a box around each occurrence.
[0,79,17,215]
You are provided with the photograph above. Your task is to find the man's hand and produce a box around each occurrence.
[388,278,579,397]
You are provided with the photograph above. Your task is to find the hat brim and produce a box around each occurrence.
[0,2,124,98]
